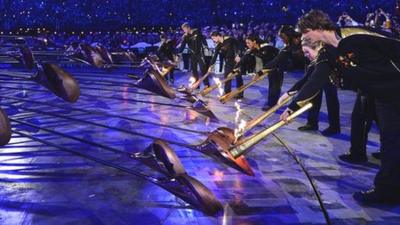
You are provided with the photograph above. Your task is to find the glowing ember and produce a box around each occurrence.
[212,169,225,182]
[188,76,196,87]
[213,77,223,97]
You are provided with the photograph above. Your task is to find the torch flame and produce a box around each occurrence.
[234,101,241,123]
[213,77,223,97]
[234,101,247,141]
[188,76,196,87]
[161,66,169,75]
[234,119,247,141]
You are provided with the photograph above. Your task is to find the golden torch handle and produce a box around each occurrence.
[229,102,313,158]
[188,71,212,92]
[199,70,239,96]
[145,58,164,75]
[219,69,271,104]
[243,95,293,134]
[160,66,174,77]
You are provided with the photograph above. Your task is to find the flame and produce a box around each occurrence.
[234,101,241,123]
[213,77,223,97]
[188,76,196,87]
[161,66,169,75]
[234,119,247,140]
[234,101,247,140]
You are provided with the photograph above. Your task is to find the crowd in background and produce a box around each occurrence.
[0,0,399,55]
[0,0,398,31]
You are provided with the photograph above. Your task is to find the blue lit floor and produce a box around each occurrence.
[0,64,398,225]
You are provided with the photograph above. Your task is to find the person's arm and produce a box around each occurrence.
[287,75,309,94]
[263,46,291,69]
[234,50,253,69]
[287,61,331,112]
[287,64,314,93]
[201,34,208,47]
[208,44,221,70]
[177,36,188,53]
[280,62,331,121]
[232,38,242,57]
[156,43,165,59]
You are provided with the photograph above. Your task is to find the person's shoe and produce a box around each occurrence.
[176,85,186,92]
[339,153,367,164]
[321,127,340,136]
[371,152,381,160]
[353,188,400,204]
[297,124,319,131]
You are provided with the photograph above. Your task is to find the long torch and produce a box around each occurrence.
[229,102,313,159]
[219,69,272,104]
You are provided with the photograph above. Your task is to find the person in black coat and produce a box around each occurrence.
[208,31,243,96]
[178,23,209,87]
[157,34,176,83]
[239,34,280,102]
[278,38,340,135]
[262,25,308,111]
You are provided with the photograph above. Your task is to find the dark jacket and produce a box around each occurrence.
[210,36,241,66]
[157,39,175,61]
[287,61,316,94]
[178,29,207,56]
[236,45,279,70]
[264,43,306,71]
[288,28,400,111]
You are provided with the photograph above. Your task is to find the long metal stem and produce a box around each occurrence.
[229,103,313,158]
[199,70,239,96]
[187,71,212,93]
[242,96,293,135]
[219,69,272,104]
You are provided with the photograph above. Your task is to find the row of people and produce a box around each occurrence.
[169,14,400,205]
[173,22,341,135]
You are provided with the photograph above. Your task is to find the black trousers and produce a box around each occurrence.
[182,53,190,70]
[349,91,378,156]
[190,54,209,86]
[374,98,400,192]
[267,69,284,106]
[306,83,340,129]
[219,55,224,73]
[204,56,212,69]
[223,61,243,94]
[239,54,256,74]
